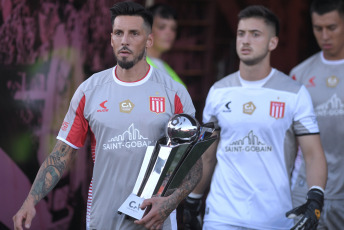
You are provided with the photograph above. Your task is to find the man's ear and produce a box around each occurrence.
[110,33,114,48]
[146,33,153,48]
[269,36,278,51]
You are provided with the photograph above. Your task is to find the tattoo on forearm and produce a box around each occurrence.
[157,159,203,219]
[30,142,75,204]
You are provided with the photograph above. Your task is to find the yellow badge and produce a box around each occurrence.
[326,76,339,88]
[243,102,256,115]
[120,99,135,113]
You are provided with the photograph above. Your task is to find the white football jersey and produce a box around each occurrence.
[57,65,195,230]
[203,69,318,229]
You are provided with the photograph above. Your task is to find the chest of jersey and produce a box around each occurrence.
[216,87,294,136]
[83,82,173,157]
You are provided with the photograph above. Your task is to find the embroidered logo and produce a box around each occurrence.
[306,76,316,87]
[327,75,339,88]
[223,101,232,112]
[97,100,109,112]
[120,99,134,113]
[270,101,285,119]
[150,97,165,114]
[243,102,256,115]
[61,121,69,131]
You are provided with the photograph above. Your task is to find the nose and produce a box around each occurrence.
[321,29,330,40]
[121,33,129,46]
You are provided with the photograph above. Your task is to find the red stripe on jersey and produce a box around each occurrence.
[174,93,183,114]
[66,95,88,147]
[89,127,96,164]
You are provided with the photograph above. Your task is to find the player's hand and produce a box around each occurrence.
[13,198,36,230]
[183,196,202,230]
[286,188,324,230]
[134,196,174,230]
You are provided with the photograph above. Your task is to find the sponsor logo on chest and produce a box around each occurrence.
[120,99,134,113]
[103,123,152,150]
[225,130,273,153]
[315,94,344,117]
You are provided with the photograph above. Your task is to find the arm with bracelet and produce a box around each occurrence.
[183,131,219,230]
[286,134,327,230]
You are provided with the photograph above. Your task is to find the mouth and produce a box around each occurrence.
[321,44,332,50]
[118,47,133,56]
[240,48,251,55]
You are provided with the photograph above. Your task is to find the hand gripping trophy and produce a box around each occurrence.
[118,113,217,219]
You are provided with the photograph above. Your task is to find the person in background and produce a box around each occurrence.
[147,3,186,87]
[12,2,201,230]
[183,5,327,230]
[289,0,344,229]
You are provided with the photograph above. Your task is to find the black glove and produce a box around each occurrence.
[286,188,324,230]
[183,196,202,230]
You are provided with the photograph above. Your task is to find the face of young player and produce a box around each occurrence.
[111,15,152,69]
[151,16,177,53]
[236,17,278,66]
[312,10,344,60]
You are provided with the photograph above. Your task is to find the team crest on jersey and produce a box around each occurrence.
[150,97,165,114]
[270,101,285,119]
[326,75,339,88]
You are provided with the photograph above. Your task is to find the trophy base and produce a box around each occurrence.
[118,193,146,220]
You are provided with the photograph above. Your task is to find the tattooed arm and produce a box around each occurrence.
[135,156,203,229]
[13,140,77,230]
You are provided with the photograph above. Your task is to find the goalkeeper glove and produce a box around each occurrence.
[286,188,324,230]
[183,196,202,230]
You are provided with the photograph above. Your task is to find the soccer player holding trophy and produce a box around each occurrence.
[13,2,209,230]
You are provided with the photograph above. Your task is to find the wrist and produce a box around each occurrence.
[309,185,324,194]
[188,192,203,199]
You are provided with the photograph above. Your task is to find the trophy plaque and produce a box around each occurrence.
[118,113,217,219]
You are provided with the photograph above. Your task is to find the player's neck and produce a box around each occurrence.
[322,49,344,61]
[147,48,162,59]
[239,61,272,81]
[116,60,150,82]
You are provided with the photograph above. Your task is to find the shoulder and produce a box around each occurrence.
[149,67,186,93]
[290,52,321,75]
[79,68,113,92]
[265,69,302,94]
[212,71,240,90]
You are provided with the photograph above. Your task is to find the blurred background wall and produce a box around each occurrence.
[0,0,318,229]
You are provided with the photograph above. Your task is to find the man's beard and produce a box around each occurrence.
[240,51,268,66]
[115,47,146,70]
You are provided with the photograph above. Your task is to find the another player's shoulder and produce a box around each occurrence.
[265,69,302,94]
[212,71,240,90]
[150,67,186,93]
[80,68,113,91]
[290,52,321,75]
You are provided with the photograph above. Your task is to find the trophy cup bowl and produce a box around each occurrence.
[166,113,200,144]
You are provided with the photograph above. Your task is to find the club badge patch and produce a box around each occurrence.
[270,101,285,119]
[150,97,165,114]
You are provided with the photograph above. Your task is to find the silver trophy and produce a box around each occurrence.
[118,114,217,219]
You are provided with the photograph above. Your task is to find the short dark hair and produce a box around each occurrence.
[310,0,344,16]
[147,3,178,20]
[238,5,280,36]
[109,2,153,31]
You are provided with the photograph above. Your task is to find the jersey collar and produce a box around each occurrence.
[112,65,153,86]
